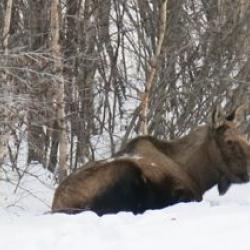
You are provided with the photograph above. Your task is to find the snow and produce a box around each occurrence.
[1,159,250,250]
[104,154,143,163]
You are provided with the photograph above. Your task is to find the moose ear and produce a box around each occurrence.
[210,105,225,129]
[226,104,246,127]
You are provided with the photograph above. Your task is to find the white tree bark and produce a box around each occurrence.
[3,0,13,54]
[1,0,13,175]
[139,0,168,135]
[51,0,68,182]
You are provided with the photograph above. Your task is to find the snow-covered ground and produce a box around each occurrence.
[1,160,250,250]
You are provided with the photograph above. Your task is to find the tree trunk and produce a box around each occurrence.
[3,0,13,53]
[139,0,168,135]
[1,0,13,171]
[75,0,97,166]
[50,0,68,183]
[26,0,50,166]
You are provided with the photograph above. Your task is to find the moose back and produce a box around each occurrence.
[52,105,250,215]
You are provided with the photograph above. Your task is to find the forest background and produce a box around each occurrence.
[1,0,250,184]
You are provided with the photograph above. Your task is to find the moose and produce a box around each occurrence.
[52,105,250,215]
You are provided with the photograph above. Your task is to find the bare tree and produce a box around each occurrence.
[3,0,13,53]
[139,0,168,135]
[50,0,68,182]
[1,0,13,171]
[1,0,250,183]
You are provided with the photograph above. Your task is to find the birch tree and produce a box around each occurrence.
[3,0,13,54]
[139,0,168,135]
[1,0,14,169]
[50,0,68,182]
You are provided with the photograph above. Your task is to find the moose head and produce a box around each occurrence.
[209,104,250,194]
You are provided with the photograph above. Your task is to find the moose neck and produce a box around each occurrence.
[166,126,221,194]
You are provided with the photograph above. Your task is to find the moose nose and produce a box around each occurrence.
[242,174,250,183]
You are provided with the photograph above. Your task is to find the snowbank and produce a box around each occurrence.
[1,159,250,250]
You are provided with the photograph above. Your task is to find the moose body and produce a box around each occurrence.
[52,106,250,215]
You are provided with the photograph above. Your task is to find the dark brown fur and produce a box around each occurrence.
[52,105,250,215]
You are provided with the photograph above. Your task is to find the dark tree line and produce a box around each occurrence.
[0,0,250,183]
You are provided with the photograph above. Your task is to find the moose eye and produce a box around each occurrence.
[226,140,233,146]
